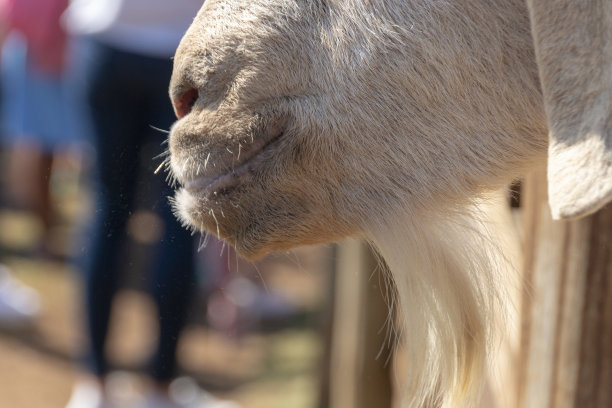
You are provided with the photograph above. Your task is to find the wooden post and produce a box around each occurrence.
[329,239,393,408]
[518,168,612,408]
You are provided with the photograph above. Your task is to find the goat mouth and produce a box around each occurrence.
[182,130,285,196]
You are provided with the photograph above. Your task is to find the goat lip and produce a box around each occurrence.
[182,130,285,196]
[183,167,243,196]
[184,172,236,194]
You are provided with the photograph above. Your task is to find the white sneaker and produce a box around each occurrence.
[142,377,241,408]
[0,265,40,328]
[64,381,116,408]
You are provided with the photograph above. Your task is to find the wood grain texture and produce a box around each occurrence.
[330,240,393,408]
[519,169,612,408]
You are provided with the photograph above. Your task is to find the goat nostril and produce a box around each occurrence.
[173,88,198,119]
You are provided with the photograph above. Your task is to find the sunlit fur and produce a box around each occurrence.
[371,198,516,407]
[167,0,552,406]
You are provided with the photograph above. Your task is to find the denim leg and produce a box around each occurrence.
[76,39,142,376]
[148,195,196,381]
[76,39,197,380]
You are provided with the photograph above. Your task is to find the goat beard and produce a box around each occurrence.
[366,192,518,408]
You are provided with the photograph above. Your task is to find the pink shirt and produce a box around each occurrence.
[3,0,68,73]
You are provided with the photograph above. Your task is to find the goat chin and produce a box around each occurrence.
[366,194,516,408]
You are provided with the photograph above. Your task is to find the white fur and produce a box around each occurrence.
[369,200,511,407]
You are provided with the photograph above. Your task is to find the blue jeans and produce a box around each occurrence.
[75,38,195,381]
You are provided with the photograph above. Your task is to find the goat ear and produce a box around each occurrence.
[527,0,612,220]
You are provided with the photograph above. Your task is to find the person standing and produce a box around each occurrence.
[0,0,75,331]
[63,1,240,407]
[0,0,84,254]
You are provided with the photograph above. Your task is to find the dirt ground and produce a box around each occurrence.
[0,202,334,408]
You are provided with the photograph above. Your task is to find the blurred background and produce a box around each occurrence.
[0,1,344,407]
[5,1,602,408]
